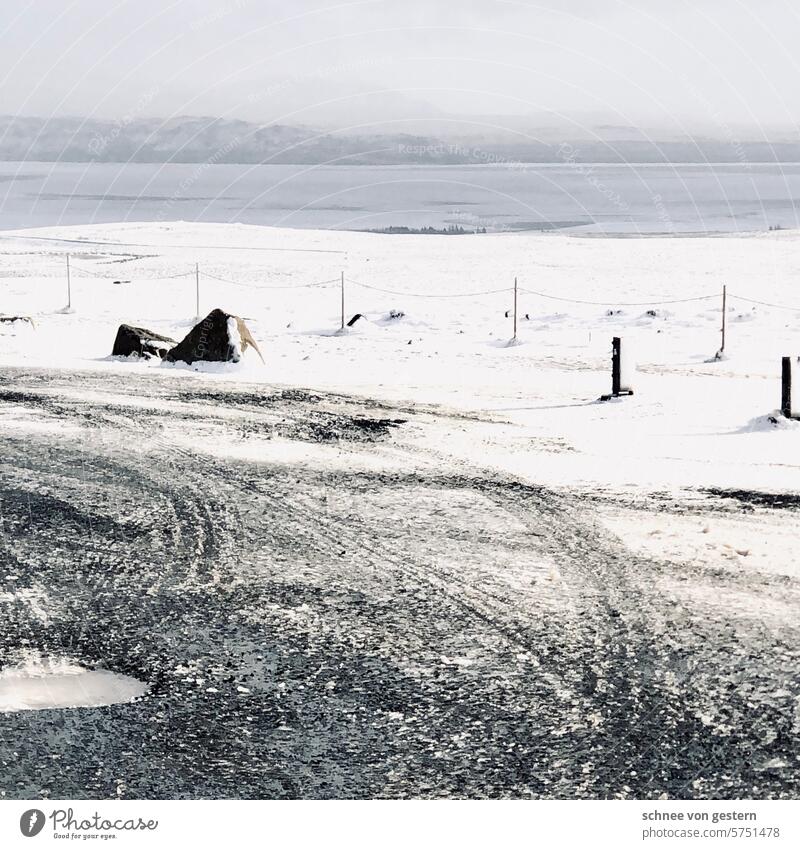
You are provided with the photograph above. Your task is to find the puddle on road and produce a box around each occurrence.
[0,659,148,712]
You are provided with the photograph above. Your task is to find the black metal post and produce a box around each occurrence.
[612,336,622,396]
[782,356,793,418]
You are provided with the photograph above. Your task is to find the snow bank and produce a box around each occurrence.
[738,412,800,432]
[600,508,800,580]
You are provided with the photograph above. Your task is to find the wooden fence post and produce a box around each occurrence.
[782,357,795,419]
[513,277,518,341]
[612,336,622,397]
[602,336,634,400]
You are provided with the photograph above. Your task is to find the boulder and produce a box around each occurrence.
[165,309,264,365]
[112,324,175,359]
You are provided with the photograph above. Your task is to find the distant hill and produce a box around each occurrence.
[1,115,798,165]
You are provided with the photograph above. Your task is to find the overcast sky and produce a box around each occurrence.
[1,0,799,134]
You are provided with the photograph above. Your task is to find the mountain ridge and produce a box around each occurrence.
[1,115,798,165]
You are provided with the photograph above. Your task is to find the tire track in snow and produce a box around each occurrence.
[0,366,798,799]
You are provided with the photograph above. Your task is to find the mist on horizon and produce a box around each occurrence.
[2,0,799,142]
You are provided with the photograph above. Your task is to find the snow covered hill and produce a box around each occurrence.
[1,221,799,497]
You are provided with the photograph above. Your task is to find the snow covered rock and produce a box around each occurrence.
[0,315,35,327]
[112,324,176,359]
[165,308,263,365]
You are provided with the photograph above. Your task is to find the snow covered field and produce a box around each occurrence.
[1,222,799,798]
[1,221,799,497]
[2,221,799,580]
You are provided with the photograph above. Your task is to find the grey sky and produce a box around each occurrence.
[1,0,799,133]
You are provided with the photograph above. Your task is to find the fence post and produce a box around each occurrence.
[513,277,518,341]
[603,336,634,400]
[341,271,345,331]
[612,336,622,396]
[782,357,794,418]
[720,284,727,354]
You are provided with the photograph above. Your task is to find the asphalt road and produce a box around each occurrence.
[0,366,798,799]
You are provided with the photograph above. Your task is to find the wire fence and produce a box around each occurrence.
[347,276,512,299]
[727,294,800,312]
[4,256,800,316]
[516,287,721,308]
[4,254,799,415]
[71,265,196,281]
[202,270,341,291]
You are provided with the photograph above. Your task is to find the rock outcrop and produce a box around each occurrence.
[112,324,175,359]
[165,309,263,365]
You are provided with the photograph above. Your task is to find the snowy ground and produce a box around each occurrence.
[1,223,799,798]
[1,221,799,493]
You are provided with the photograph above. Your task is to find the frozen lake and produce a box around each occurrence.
[2,161,800,234]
